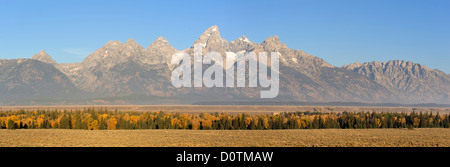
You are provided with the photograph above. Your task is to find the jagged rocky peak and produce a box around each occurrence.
[157,36,169,42]
[124,38,145,50]
[144,36,178,65]
[125,38,138,45]
[237,35,251,43]
[196,25,220,45]
[123,38,145,58]
[343,60,434,73]
[148,36,172,49]
[193,25,228,53]
[99,40,125,54]
[262,35,287,51]
[203,25,220,36]
[92,40,123,57]
[341,61,362,70]
[81,39,128,68]
[265,35,281,43]
[386,60,430,71]
[31,50,56,65]
[104,40,124,47]
[229,35,255,52]
[97,39,145,58]
[231,35,252,45]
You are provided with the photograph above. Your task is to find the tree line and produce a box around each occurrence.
[0,108,449,130]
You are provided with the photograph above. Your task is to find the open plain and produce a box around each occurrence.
[1,105,449,114]
[1,129,449,147]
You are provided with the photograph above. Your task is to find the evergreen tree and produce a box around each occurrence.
[7,119,16,130]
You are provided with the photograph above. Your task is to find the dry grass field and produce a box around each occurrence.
[1,129,449,147]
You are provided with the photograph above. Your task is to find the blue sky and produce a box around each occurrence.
[1,0,449,73]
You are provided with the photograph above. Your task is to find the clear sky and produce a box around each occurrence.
[1,0,449,73]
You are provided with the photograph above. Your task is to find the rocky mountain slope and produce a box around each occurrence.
[57,38,176,96]
[0,59,80,105]
[31,50,56,65]
[342,60,450,104]
[181,26,394,102]
[0,25,448,105]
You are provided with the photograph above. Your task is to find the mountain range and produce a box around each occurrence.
[1,25,449,105]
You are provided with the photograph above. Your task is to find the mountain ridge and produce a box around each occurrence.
[342,60,450,104]
[1,25,448,105]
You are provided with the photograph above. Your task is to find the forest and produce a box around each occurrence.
[1,108,449,130]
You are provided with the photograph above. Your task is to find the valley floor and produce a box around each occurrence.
[1,105,449,114]
[0,129,449,147]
